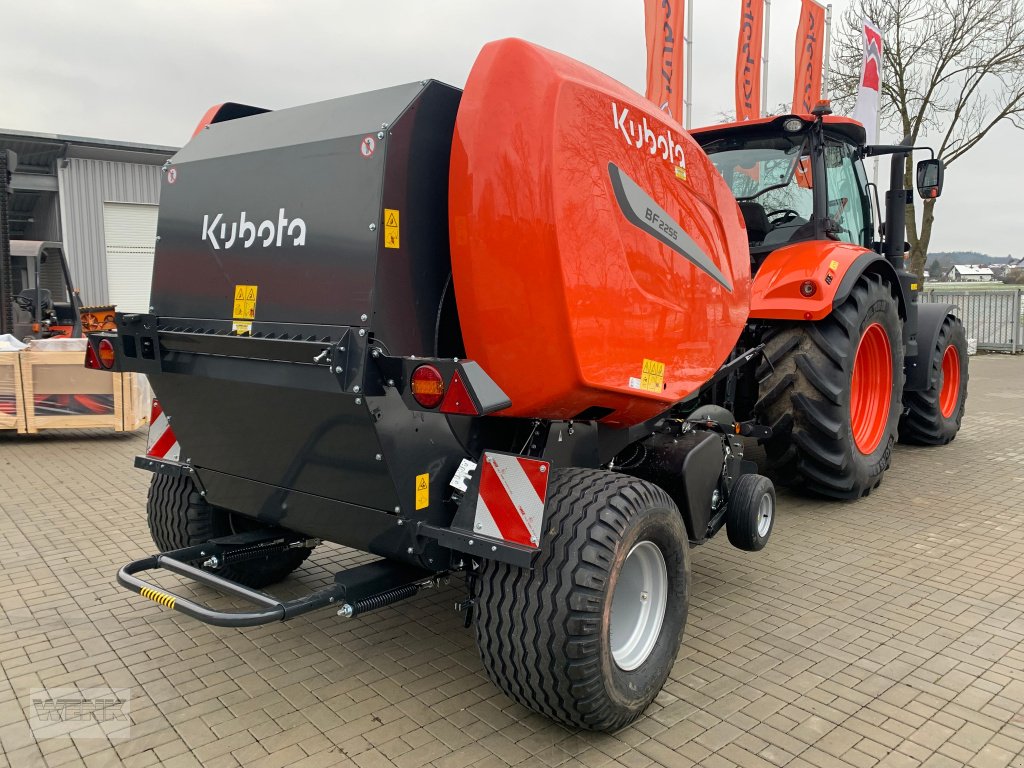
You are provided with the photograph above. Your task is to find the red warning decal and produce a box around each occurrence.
[360,136,376,157]
[146,400,181,461]
[473,453,550,548]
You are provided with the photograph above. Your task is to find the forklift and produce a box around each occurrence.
[1,150,83,341]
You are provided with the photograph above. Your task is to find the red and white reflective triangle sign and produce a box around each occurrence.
[146,400,181,461]
[473,453,550,549]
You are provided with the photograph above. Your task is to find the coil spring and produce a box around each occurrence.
[349,585,420,617]
[221,541,290,565]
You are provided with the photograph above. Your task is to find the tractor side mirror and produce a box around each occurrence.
[916,158,944,199]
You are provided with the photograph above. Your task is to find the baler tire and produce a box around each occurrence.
[899,316,969,445]
[725,474,775,552]
[473,468,690,732]
[146,474,311,589]
[754,272,904,500]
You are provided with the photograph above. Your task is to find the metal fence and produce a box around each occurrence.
[920,288,1024,353]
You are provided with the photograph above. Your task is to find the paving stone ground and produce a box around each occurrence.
[1,354,1023,768]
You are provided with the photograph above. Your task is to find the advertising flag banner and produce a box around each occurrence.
[735,0,765,121]
[851,18,883,143]
[792,0,826,114]
[645,0,686,122]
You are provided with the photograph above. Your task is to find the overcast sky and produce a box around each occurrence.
[4,0,1018,258]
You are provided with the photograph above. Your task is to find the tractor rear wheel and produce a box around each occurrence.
[146,474,312,588]
[473,468,690,731]
[755,272,904,499]
[899,316,969,445]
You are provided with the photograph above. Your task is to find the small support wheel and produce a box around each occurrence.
[726,474,775,552]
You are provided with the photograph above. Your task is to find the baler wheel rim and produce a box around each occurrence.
[609,541,668,671]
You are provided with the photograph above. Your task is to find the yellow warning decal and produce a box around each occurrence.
[384,208,400,249]
[140,586,176,610]
[640,358,665,393]
[829,260,840,270]
[232,321,253,336]
[233,284,258,320]
[674,165,687,181]
[415,473,429,510]
[910,283,919,291]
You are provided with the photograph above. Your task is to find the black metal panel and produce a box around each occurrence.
[193,469,420,563]
[152,82,445,333]
[151,372,399,512]
[622,431,724,542]
[367,387,472,524]
[152,135,382,328]
[373,81,462,356]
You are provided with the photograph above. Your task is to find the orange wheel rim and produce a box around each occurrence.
[939,345,960,419]
[850,323,892,454]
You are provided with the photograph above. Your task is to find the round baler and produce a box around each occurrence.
[98,36,964,732]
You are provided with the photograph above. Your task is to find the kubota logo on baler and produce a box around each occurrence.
[201,209,307,250]
[612,103,687,177]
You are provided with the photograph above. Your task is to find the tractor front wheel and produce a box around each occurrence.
[756,273,904,499]
[899,315,969,445]
[473,468,690,731]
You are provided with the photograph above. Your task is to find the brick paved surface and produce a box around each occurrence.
[1,354,1023,768]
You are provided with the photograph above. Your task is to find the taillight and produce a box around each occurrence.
[410,365,444,408]
[440,371,479,415]
[97,339,116,369]
[85,345,102,370]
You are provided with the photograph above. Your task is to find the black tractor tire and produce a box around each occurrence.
[726,474,775,551]
[146,474,312,589]
[899,316,969,445]
[473,468,690,731]
[755,272,904,500]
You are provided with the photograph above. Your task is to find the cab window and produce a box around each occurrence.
[824,139,872,246]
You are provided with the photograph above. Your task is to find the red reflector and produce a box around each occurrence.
[800,280,818,297]
[98,339,116,369]
[410,364,444,408]
[440,371,479,415]
[85,345,102,370]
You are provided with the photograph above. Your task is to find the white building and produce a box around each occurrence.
[1,129,177,312]
[947,265,995,283]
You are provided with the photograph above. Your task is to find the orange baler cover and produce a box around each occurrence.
[449,39,751,427]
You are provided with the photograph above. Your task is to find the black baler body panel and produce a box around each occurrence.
[144,81,466,552]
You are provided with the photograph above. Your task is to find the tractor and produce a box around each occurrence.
[688,107,967,497]
[89,38,965,731]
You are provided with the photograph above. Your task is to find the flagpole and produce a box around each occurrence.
[822,3,833,99]
[874,36,883,185]
[685,0,694,128]
[762,0,771,116]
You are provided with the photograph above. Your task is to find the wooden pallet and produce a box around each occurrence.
[0,351,27,433]
[18,348,147,434]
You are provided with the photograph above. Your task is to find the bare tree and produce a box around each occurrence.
[829,0,1024,277]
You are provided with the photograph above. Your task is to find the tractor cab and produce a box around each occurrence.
[691,111,875,270]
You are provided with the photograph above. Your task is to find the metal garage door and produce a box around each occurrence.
[103,202,158,313]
